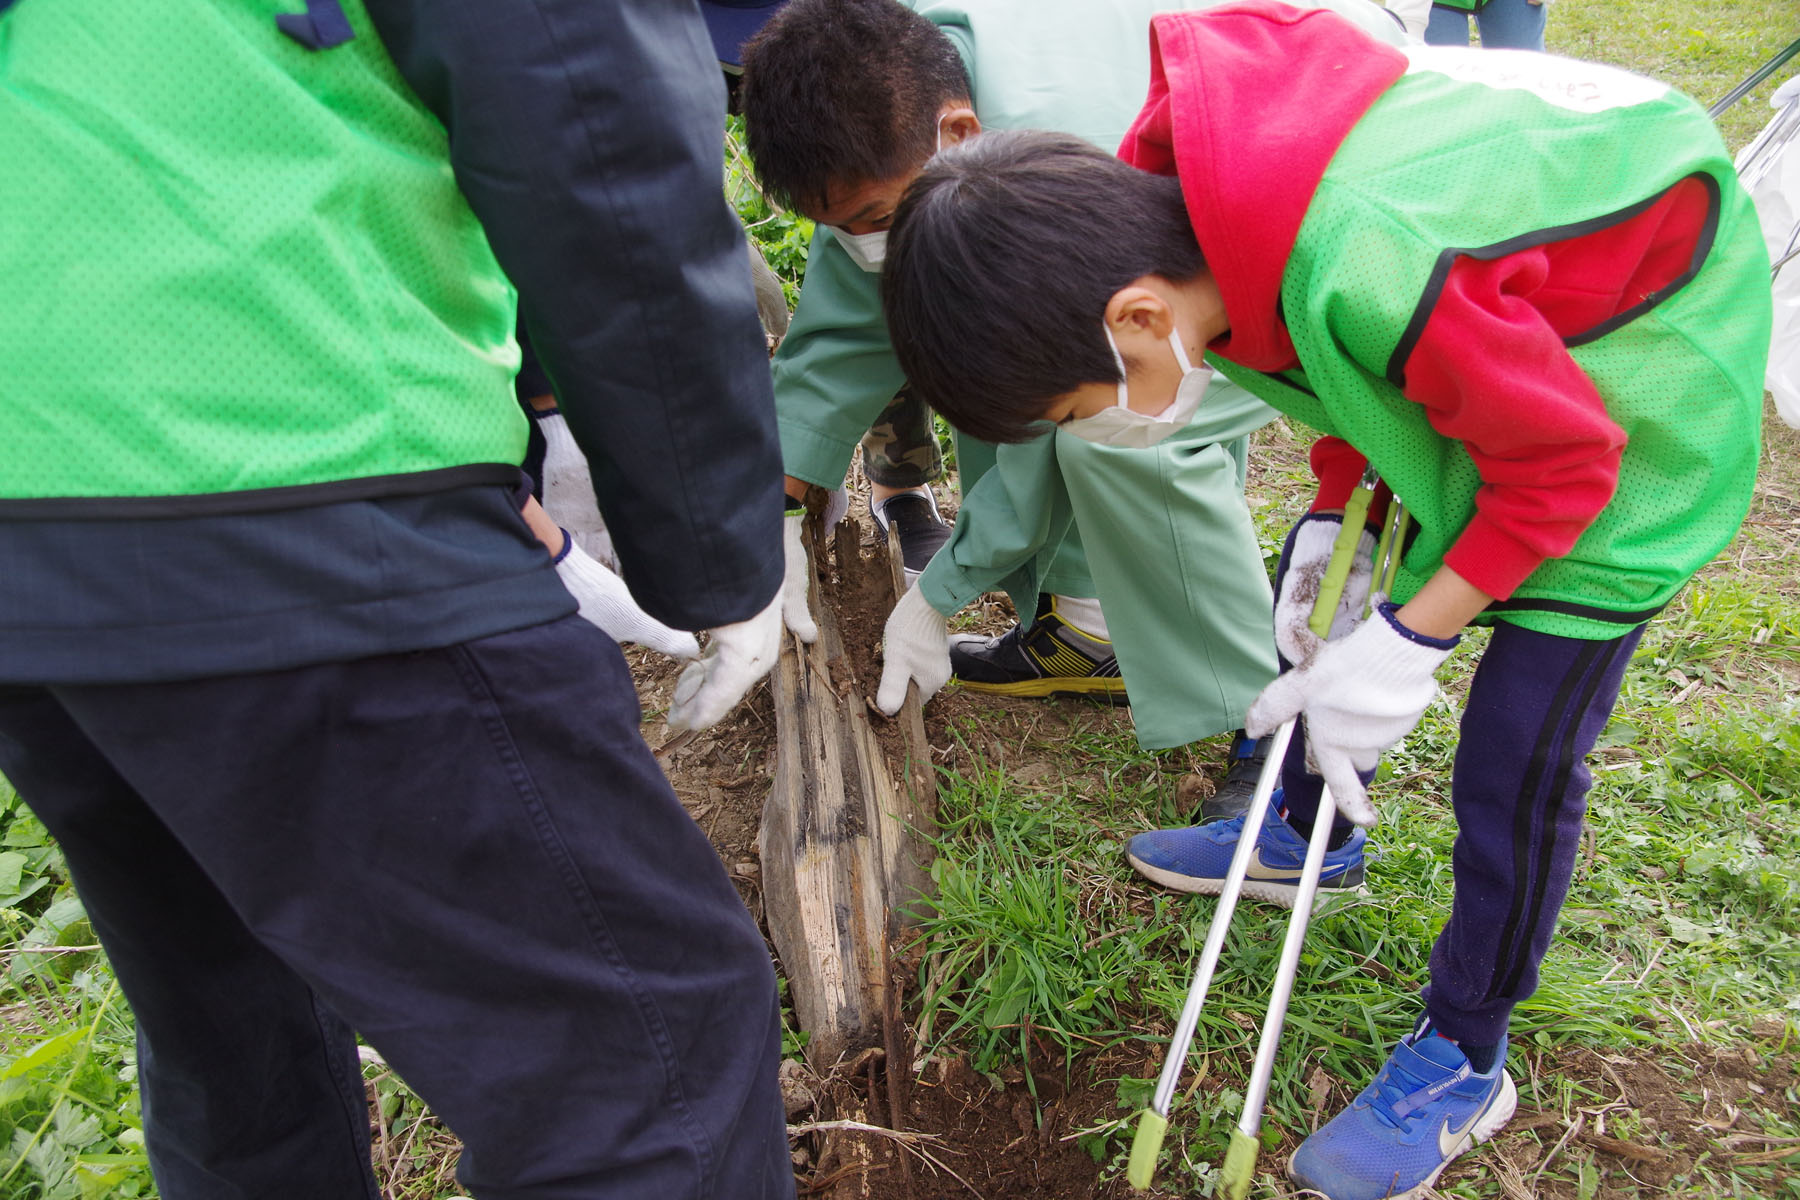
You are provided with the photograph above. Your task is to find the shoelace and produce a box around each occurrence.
[1365,1043,1472,1130]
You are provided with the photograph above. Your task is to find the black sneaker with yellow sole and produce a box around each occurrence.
[948,594,1127,703]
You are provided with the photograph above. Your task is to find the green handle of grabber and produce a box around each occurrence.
[1127,1109,1169,1190]
[1218,1129,1261,1200]
[1308,482,1378,640]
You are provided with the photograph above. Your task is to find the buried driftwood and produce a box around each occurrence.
[761,500,939,1071]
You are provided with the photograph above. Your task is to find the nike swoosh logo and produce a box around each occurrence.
[1243,847,1349,882]
[1437,1101,1486,1158]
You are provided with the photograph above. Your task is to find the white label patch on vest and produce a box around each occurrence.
[1401,46,1669,113]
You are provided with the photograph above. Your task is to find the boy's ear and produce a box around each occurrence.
[1103,284,1176,339]
[938,105,980,146]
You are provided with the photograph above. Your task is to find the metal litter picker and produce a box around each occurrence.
[1128,487,1407,1196]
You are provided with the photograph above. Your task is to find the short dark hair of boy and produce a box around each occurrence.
[739,0,971,214]
[881,129,1207,444]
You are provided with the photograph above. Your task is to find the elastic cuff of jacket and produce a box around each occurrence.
[552,528,574,565]
[1309,487,1392,529]
[1442,516,1553,600]
[915,561,973,619]
[1299,510,1386,547]
[1377,600,1461,651]
[778,423,859,491]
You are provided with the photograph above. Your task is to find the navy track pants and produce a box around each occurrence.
[1273,524,1645,1044]
[0,615,795,1200]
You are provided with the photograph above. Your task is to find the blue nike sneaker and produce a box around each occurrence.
[1289,1027,1517,1200]
[1125,791,1367,907]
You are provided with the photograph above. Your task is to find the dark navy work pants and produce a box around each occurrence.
[0,615,794,1200]
[1273,522,1645,1045]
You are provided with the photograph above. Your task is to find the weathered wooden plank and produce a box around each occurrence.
[760,507,938,1069]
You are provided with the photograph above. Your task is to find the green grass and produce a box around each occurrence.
[1550,0,1798,151]
[0,784,150,1200]
[726,115,815,310]
[908,408,1800,1195]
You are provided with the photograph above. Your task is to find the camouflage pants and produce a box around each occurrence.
[859,389,943,488]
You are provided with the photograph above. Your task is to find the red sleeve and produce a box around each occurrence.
[1403,249,1626,599]
[1309,436,1368,511]
[1396,176,1710,599]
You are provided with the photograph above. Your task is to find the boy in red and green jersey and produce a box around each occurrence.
[876,4,1770,1195]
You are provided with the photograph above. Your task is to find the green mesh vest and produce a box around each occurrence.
[1213,47,1770,639]
[0,0,525,513]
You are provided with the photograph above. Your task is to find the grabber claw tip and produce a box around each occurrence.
[1219,1128,1262,1200]
[1127,1109,1169,1190]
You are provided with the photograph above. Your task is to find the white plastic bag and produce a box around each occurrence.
[1738,76,1800,428]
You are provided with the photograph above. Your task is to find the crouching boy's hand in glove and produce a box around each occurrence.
[781,514,819,644]
[1247,602,1457,826]
[875,585,951,715]
[1275,514,1375,668]
[668,597,784,731]
[780,489,849,644]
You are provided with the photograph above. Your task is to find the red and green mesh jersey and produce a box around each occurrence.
[1223,47,1770,638]
[0,0,525,513]
[1119,4,1770,641]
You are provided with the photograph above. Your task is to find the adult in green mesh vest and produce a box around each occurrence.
[738,0,1407,812]
[870,5,1770,1196]
[1,2,528,505]
[0,0,796,1195]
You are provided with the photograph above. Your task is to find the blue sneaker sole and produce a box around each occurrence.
[1126,851,1367,909]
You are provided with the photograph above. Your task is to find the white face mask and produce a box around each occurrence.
[1060,325,1210,448]
[836,228,888,273]
[833,114,953,274]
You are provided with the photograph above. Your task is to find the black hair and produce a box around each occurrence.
[881,129,1206,444]
[739,0,971,214]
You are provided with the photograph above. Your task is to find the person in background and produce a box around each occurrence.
[0,0,795,1195]
[701,0,792,103]
[1388,0,1547,50]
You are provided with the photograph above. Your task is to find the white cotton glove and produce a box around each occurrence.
[819,486,849,536]
[1275,515,1376,668]
[1246,603,1457,827]
[875,584,952,716]
[777,489,849,643]
[667,595,783,732]
[537,411,618,571]
[781,513,820,644]
[555,537,699,659]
